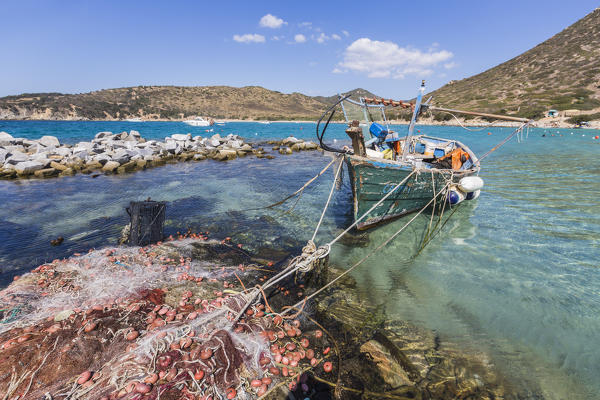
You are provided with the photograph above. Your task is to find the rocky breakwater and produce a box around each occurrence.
[0,130,320,180]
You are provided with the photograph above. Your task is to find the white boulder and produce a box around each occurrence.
[14,161,44,175]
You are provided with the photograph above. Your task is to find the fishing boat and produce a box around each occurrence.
[317,81,531,230]
[184,117,214,127]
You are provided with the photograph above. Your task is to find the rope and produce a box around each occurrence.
[240,156,338,212]
[282,180,453,315]
[478,122,530,163]
[233,167,421,322]
[311,156,344,242]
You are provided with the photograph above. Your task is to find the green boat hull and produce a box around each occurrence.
[345,154,474,230]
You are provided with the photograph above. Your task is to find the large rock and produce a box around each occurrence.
[102,161,120,173]
[282,136,302,145]
[50,161,69,171]
[116,160,137,174]
[359,340,413,387]
[0,131,14,146]
[33,168,59,178]
[94,131,113,140]
[5,151,28,164]
[304,141,318,150]
[75,142,94,150]
[0,131,13,140]
[38,136,60,148]
[93,153,112,165]
[0,148,7,164]
[291,142,306,151]
[165,140,182,154]
[72,150,89,160]
[52,147,72,157]
[171,133,191,141]
[3,145,26,154]
[30,153,52,168]
[14,161,44,175]
[112,150,132,164]
[214,149,237,161]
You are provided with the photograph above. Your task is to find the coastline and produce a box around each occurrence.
[1,116,598,130]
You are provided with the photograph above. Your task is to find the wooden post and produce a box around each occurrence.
[345,120,366,157]
[127,200,166,246]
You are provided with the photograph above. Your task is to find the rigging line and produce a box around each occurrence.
[311,156,344,243]
[477,122,530,163]
[436,110,507,132]
[234,167,419,322]
[238,156,338,212]
[282,181,453,315]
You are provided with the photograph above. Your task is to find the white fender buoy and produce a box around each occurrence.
[458,176,484,193]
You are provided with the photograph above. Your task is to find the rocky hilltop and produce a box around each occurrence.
[0,86,376,121]
[428,8,600,122]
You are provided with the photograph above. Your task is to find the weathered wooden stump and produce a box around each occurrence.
[127,200,166,246]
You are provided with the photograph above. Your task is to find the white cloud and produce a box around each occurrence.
[332,68,343,74]
[332,34,341,40]
[342,30,349,37]
[444,61,458,69]
[337,38,453,79]
[233,33,266,43]
[309,61,318,67]
[271,35,284,41]
[259,14,286,29]
[299,22,312,28]
[316,33,329,43]
[294,34,307,43]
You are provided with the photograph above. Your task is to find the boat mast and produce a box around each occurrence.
[402,80,425,162]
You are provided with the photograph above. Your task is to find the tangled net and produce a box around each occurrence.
[0,236,333,400]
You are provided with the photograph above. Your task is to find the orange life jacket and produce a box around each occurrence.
[437,148,470,170]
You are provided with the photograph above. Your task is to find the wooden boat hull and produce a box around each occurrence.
[345,154,475,230]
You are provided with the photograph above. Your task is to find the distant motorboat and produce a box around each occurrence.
[184,117,214,127]
[125,117,143,122]
[257,121,271,125]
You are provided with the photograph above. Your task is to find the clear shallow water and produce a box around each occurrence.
[1,121,599,399]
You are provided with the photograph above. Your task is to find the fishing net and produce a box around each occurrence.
[0,236,333,400]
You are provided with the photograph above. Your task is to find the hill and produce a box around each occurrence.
[0,86,345,121]
[427,8,600,121]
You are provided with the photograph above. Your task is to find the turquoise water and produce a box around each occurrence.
[1,121,599,399]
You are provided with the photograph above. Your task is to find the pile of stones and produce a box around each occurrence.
[0,131,319,180]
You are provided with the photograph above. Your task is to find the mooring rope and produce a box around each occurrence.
[240,156,339,212]
[281,180,452,316]
[233,167,420,322]
[311,156,344,243]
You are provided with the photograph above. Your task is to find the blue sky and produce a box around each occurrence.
[1,0,598,98]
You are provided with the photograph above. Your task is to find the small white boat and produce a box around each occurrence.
[184,117,214,127]
[125,117,143,122]
[257,121,271,125]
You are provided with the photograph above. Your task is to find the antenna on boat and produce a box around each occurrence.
[402,80,426,162]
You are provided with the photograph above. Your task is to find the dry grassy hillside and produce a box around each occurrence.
[0,86,340,121]
[428,8,600,121]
